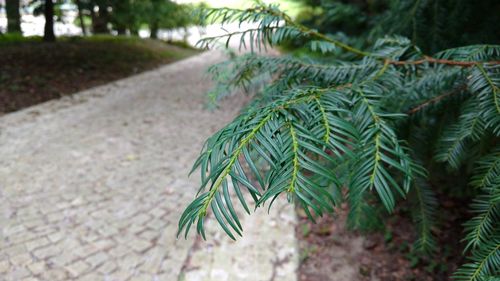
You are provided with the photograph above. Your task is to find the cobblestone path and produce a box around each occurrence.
[0,51,297,281]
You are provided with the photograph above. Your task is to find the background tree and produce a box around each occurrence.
[109,0,132,35]
[43,0,55,41]
[28,0,58,41]
[151,0,193,40]
[71,0,193,38]
[74,0,87,36]
[6,0,21,33]
[90,0,109,34]
[148,0,162,39]
[146,0,191,39]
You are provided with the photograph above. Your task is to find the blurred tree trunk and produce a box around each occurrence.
[183,27,189,42]
[112,0,128,35]
[43,0,55,42]
[150,21,159,39]
[129,28,139,36]
[6,0,21,33]
[116,26,126,35]
[75,0,87,36]
[149,0,161,39]
[91,3,109,34]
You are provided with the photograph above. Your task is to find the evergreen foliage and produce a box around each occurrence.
[179,2,500,280]
[292,0,500,53]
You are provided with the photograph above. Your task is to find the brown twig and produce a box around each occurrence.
[389,56,500,67]
[407,85,467,115]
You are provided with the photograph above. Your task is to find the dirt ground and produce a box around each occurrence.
[0,36,198,114]
[297,196,468,281]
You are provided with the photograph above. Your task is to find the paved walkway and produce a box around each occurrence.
[0,51,297,281]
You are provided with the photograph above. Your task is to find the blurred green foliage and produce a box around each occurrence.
[25,0,200,38]
[288,0,500,53]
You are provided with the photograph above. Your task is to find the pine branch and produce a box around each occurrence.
[201,5,500,68]
[470,149,500,189]
[411,178,438,255]
[454,237,500,281]
[463,196,500,252]
[247,6,500,67]
[181,8,500,279]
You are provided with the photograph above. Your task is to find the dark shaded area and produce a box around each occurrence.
[0,36,199,114]
[292,0,500,53]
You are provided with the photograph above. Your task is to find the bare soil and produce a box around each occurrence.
[0,36,199,114]
[297,195,469,281]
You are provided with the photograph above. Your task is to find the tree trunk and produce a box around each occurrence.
[116,26,126,35]
[113,0,128,36]
[91,4,109,34]
[150,21,159,39]
[183,27,189,42]
[129,28,139,36]
[75,0,87,36]
[6,0,21,33]
[43,0,56,42]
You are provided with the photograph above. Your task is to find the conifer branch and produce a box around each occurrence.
[182,6,500,280]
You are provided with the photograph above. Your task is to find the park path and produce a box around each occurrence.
[0,51,297,281]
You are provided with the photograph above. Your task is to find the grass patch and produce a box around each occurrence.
[0,35,200,113]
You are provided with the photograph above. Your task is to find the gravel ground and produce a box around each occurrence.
[0,51,297,281]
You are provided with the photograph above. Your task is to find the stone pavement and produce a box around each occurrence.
[0,51,298,281]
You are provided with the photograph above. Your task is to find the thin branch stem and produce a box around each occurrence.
[407,85,467,115]
[288,122,299,193]
[470,242,500,280]
[315,97,330,144]
[389,56,500,67]
[263,7,371,57]
[476,64,500,113]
